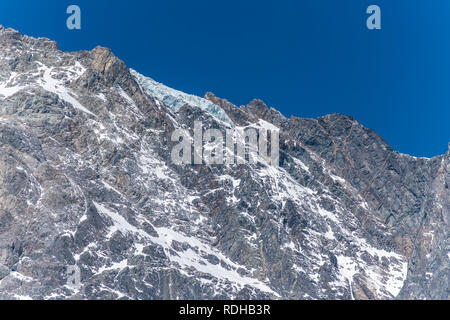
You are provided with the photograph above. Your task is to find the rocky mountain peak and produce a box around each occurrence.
[0,25,21,40]
[90,46,128,83]
[0,25,58,51]
[246,98,269,118]
[203,92,249,126]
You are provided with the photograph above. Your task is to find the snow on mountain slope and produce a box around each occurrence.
[131,69,233,125]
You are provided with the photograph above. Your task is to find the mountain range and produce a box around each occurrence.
[0,26,448,300]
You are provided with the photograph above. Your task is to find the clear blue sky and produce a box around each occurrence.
[0,0,449,157]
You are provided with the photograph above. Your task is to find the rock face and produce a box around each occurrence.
[0,26,448,300]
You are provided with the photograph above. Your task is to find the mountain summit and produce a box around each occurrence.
[0,26,447,300]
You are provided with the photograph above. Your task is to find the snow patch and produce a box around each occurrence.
[130,69,233,125]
